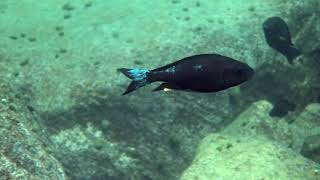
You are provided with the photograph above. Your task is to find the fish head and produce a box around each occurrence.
[262,20,275,38]
[263,17,289,43]
[263,17,283,31]
[223,62,255,86]
[262,21,270,32]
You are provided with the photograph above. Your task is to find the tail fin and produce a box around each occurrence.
[117,68,150,95]
[286,45,301,64]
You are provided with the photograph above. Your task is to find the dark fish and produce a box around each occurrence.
[118,53,254,95]
[263,16,301,64]
[269,98,296,118]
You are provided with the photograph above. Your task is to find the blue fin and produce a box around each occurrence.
[117,68,150,95]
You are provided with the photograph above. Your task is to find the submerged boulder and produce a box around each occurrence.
[0,81,66,179]
[180,134,320,180]
[49,123,139,180]
[181,101,320,180]
[223,101,294,148]
[301,134,320,163]
[291,103,320,162]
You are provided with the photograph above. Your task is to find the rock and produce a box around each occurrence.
[291,2,320,54]
[301,134,320,163]
[49,123,139,180]
[292,104,320,134]
[181,134,320,180]
[290,103,320,151]
[223,100,294,147]
[0,81,66,179]
[269,98,296,118]
[43,90,223,180]
[181,101,320,180]
[290,103,320,162]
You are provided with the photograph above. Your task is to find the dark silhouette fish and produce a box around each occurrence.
[118,53,254,95]
[263,16,301,64]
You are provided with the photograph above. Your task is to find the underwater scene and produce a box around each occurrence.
[1,0,320,179]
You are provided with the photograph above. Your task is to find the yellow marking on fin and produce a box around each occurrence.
[164,88,171,91]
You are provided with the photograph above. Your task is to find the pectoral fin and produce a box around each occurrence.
[279,36,287,41]
[152,82,184,92]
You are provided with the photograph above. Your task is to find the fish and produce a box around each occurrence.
[117,53,254,95]
[262,16,301,64]
[269,98,296,118]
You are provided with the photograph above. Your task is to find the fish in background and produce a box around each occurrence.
[263,16,301,64]
[118,53,254,95]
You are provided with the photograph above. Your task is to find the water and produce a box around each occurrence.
[0,0,320,179]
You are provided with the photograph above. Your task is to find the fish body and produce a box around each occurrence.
[118,53,254,95]
[263,17,301,64]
